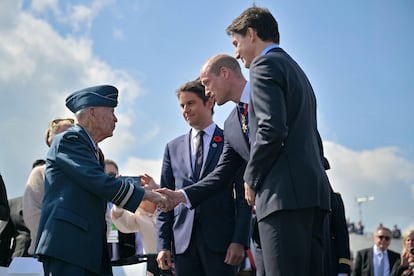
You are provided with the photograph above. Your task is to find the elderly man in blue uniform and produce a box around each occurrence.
[35,85,166,276]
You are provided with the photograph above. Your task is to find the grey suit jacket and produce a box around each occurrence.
[245,47,331,220]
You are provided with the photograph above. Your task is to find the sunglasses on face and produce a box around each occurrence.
[377,235,391,241]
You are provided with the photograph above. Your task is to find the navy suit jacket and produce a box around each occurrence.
[245,47,331,220]
[35,125,145,274]
[156,126,251,255]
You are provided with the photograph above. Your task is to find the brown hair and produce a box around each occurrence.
[45,118,74,147]
[176,78,214,114]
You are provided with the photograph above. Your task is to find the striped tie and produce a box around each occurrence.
[193,130,204,181]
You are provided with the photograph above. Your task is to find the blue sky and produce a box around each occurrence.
[0,0,413,234]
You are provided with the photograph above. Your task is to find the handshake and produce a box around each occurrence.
[137,173,187,212]
[143,188,186,212]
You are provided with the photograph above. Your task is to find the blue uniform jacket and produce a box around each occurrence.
[35,125,144,274]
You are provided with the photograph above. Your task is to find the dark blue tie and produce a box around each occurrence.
[193,130,204,181]
[238,102,249,139]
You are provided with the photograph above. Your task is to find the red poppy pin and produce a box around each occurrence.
[213,135,223,143]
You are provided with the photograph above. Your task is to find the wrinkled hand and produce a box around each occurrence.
[157,250,173,270]
[224,243,245,265]
[139,173,159,190]
[156,188,186,212]
[143,190,169,210]
[244,182,256,206]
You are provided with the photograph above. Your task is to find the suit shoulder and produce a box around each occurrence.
[168,134,187,145]
[63,132,80,140]
[356,248,371,255]
[214,126,224,134]
[61,128,88,142]
[388,249,401,257]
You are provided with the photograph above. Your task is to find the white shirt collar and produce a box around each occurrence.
[191,122,216,140]
[373,245,387,256]
[239,81,250,104]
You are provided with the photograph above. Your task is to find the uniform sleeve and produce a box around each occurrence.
[56,131,144,212]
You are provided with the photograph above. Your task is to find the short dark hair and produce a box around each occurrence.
[176,78,214,114]
[226,6,280,44]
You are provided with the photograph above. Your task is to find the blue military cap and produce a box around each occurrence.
[65,84,118,113]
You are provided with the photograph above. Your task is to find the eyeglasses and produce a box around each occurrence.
[377,235,391,241]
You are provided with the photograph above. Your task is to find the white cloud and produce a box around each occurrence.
[324,141,414,232]
[0,0,143,198]
[30,0,59,14]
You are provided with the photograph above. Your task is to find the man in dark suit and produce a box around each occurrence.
[226,7,331,275]
[156,79,251,276]
[352,226,400,276]
[35,85,167,276]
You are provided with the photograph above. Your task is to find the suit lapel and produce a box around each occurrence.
[226,108,250,160]
[200,126,223,178]
[183,131,193,186]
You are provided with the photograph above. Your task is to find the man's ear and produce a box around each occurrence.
[220,66,229,79]
[247,27,257,42]
[207,95,215,108]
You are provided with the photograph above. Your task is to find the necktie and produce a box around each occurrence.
[193,130,204,181]
[238,102,249,139]
[378,251,384,276]
[95,146,100,160]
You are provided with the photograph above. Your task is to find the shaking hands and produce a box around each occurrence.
[139,174,187,212]
[141,188,187,212]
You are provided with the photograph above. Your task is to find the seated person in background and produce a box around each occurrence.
[111,173,158,275]
[392,225,402,239]
[111,173,158,254]
[104,159,142,265]
[391,229,414,276]
[23,118,74,255]
[355,220,365,235]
